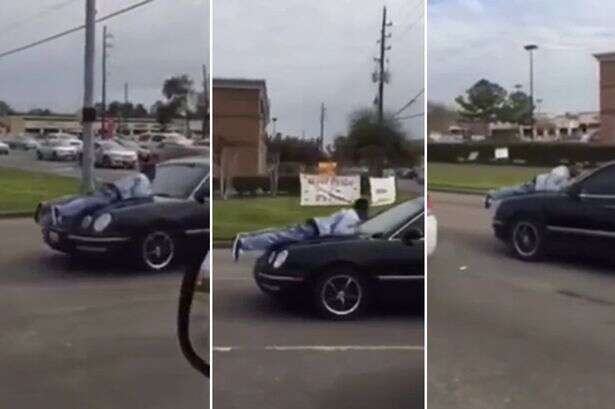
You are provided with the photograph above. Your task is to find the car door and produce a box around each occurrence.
[575,165,615,236]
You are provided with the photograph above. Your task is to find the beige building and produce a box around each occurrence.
[0,114,204,139]
[213,78,269,177]
[595,52,615,144]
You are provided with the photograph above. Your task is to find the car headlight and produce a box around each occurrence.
[268,251,277,264]
[272,250,289,269]
[93,213,112,232]
[81,215,93,229]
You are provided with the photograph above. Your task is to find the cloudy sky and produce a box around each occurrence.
[429,0,615,115]
[214,0,425,142]
[0,0,208,113]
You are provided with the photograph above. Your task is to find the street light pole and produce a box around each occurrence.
[524,44,538,133]
[81,0,96,193]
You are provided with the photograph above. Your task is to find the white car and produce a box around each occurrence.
[0,141,9,155]
[46,132,83,153]
[36,139,78,161]
[137,132,193,150]
[426,194,438,256]
[94,140,138,168]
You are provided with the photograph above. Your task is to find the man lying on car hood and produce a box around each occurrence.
[485,165,580,208]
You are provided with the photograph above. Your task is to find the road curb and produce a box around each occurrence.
[0,211,33,219]
[428,186,488,196]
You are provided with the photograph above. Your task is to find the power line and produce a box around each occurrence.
[0,0,155,60]
[393,89,424,117]
[396,112,424,120]
[0,0,81,37]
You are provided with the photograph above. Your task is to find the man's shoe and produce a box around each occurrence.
[232,234,242,262]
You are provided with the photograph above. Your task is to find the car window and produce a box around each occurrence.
[582,166,615,195]
[358,197,424,237]
[393,214,424,239]
[152,135,165,142]
[152,164,209,198]
[138,134,150,142]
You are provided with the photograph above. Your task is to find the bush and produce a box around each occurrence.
[428,142,615,167]
[232,176,270,195]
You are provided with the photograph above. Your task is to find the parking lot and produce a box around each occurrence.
[0,217,208,408]
[0,149,136,182]
[212,250,424,409]
[428,192,615,409]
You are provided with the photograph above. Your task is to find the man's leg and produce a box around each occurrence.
[233,223,317,261]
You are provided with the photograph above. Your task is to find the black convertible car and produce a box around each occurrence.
[493,161,615,261]
[35,156,209,271]
[253,197,425,320]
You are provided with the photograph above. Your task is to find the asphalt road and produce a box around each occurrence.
[0,149,135,182]
[0,218,208,408]
[428,192,615,409]
[212,250,424,409]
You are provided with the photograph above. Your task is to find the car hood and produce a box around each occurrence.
[275,234,367,251]
[38,191,153,228]
[106,149,136,156]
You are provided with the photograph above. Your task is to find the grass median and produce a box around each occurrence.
[213,193,417,241]
[428,162,550,194]
[0,167,78,215]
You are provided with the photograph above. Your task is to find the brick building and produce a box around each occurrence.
[595,52,615,144]
[213,78,269,177]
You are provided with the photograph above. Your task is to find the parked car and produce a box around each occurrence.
[46,132,83,153]
[426,195,438,257]
[94,140,138,168]
[36,139,79,161]
[492,161,615,261]
[114,137,151,163]
[6,134,39,150]
[137,132,193,150]
[150,140,209,163]
[0,141,9,155]
[35,156,209,271]
[253,197,425,320]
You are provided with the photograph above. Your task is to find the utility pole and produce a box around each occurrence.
[374,6,392,124]
[319,102,326,151]
[124,82,128,104]
[101,25,113,138]
[81,0,96,193]
[524,44,538,133]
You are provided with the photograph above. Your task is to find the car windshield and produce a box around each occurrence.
[101,141,124,150]
[359,197,424,237]
[111,174,152,199]
[49,140,72,147]
[151,163,208,198]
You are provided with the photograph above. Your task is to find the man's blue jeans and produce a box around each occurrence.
[238,223,318,252]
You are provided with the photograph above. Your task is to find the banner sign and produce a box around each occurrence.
[370,177,396,206]
[300,174,361,206]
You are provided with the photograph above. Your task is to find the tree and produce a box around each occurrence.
[500,90,532,125]
[427,102,458,135]
[155,75,196,131]
[134,103,148,117]
[332,108,407,175]
[26,108,54,116]
[0,101,13,116]
[455,79,507,133]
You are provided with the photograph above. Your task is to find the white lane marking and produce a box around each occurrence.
[214,345,424,352]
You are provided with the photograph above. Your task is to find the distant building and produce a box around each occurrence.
[213,78,269,177]
[594,52,615,144]
[0,114,204,139]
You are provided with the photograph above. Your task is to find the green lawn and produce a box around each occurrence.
[214,193,416,241]
[0,167,78,214]
[428,163,550,193]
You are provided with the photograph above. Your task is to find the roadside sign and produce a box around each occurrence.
[370,176,396,206]
[300,174,360,206]
[494,147,509,160]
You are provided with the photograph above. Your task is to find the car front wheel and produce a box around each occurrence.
[137,231,177,271]
[510,218,545,261]
[312,268,369,320]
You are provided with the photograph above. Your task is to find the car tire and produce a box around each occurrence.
[509,217,545,261]
[102,155,111,168]
[137,230,177,272]
[52,151,58,161]
[312,267,370,320]
[36,151,43,160]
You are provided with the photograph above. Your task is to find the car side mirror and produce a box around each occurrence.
[194,186,209,204]
[402,228,423,246]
